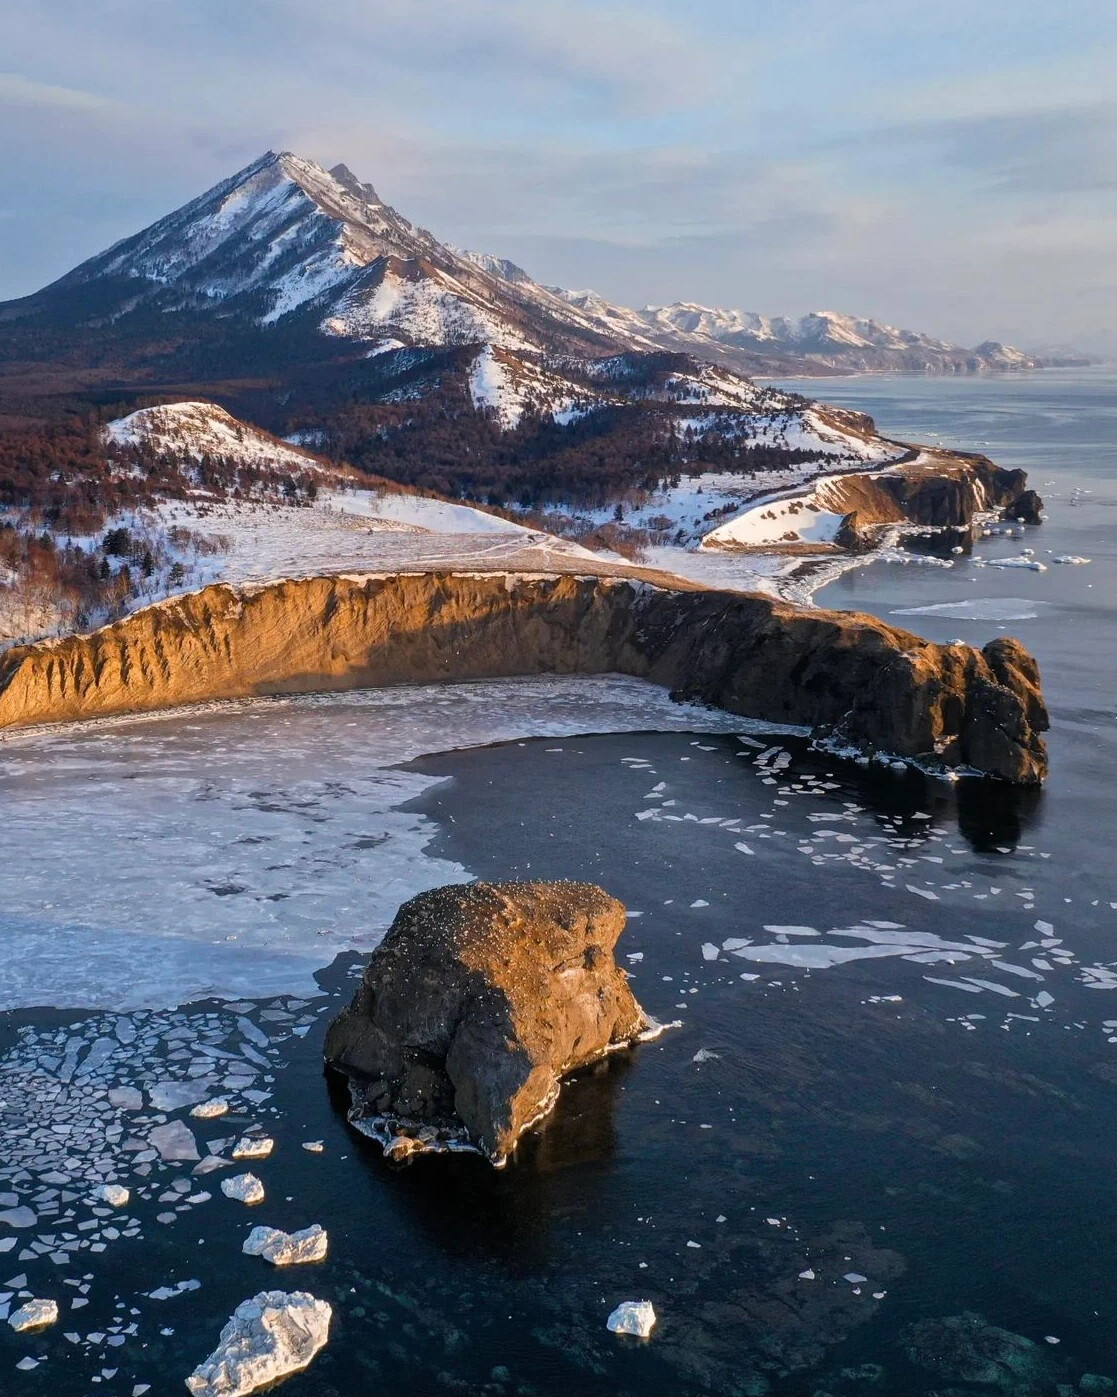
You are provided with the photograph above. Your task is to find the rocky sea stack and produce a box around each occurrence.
[325,880,650,1165]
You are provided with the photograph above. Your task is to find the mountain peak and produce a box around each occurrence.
[327,161,381,205]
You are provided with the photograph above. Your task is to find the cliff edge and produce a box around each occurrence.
[0,569,1048,783]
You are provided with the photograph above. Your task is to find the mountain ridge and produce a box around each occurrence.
[3,149,1074,378]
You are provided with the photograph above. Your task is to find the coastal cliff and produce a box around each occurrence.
[0,570,1049,782]
[703,451,1043,554]
[831,454,1042,548]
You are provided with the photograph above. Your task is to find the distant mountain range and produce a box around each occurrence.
[0,150,1082,389]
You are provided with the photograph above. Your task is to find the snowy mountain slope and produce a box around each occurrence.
[44,152,626,357]
[549,296,1046,374]
[4,147,1057,386]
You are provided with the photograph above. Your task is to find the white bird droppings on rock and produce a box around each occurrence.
[9,1297,59,1331]
[221,1175,265,1206]
[242,1225,328,1266]
[185,1289,332,1397]
[607,1300,656,1338]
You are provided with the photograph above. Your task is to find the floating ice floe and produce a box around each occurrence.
[8,1297,58,1331]
[192,1099,231,1120]
[185,1290,332,1397]
[108,1087,144,1111]
[149,1278,201,1301]
[149,1080,213,1111]
[0,1205,36,1228]
[982,555,1047,571]
[222,1174,265,1205]
[93,1184,130,1207]
[243,1225,328,1266]
[232,1137,275,1161]
[891,598,1043,623]
[301,1141,324,1153]
[1052,555,1091,565]
[149,1120,200,1162]
[606,1300,657,1338]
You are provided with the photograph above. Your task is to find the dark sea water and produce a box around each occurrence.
[1,370,1115,1396]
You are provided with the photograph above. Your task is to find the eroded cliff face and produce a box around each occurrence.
[0,570,1049,782]
[826,455,1039,549]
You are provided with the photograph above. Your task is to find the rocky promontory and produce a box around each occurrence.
[325,880,649,1163]
[0,566,1049,782]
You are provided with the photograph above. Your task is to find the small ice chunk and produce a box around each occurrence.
[843,1272,868,1284]
[691,900,710,909]
[300,1142,324,1154]
[243,1225,328,1266]
[232,1137,274,1161]
[93,1185,130,1208]
[191,1099,231,1120]
[185,1290,332,1396]
[606,1300,656,1338]
[108,1087,144,1111]
[9,1297,59,1331]
[221,1175,265,1206]
[798,1269,815,1280]
[701,943,720,961]
[1035,991,1055,1008]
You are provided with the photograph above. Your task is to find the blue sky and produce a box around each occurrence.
[1,0,1115,350]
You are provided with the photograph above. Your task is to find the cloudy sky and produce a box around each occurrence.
[1,0,1115,351]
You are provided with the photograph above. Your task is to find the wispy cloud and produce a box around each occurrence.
[0,72,123,114]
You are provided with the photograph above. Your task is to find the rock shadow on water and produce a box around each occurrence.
[326,1044,632,1270]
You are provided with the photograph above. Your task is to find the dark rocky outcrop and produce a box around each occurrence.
[324,880,649,1164]
[1004,487,1044,524]
[904,1313,1066,1392]
[0,567,1050,782]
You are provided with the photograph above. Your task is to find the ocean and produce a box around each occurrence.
[0,369,1114,1395]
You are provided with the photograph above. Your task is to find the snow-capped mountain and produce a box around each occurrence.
[40,151,626,356]
[628,305,1048,373]
[8,149,1046,376]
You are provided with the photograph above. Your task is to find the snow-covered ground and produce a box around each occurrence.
[149,492,597,593]
[468,345,597,428]
[323,264,533,349]
[106,402,328,471]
